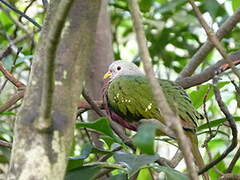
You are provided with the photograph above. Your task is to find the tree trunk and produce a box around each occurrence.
[7,1,101,179]
[85,0,113,148]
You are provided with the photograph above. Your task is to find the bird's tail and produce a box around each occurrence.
[185,131,209,180]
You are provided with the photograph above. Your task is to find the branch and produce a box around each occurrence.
[0,140,12,148]
[0,62,25,88]
[178,8,240,79]
[78,100,103,109]
[226,144,240,173]
[218,174,240,180]
[156,150,183,168]
[0,90,24,113]
[0,5,32,37]
[19,0,36,23]
[0,47,22,93]
[0,46,11,60]
[10,29,40,45]
[176,51,240,89]
[188,0,240,80]
[198,77,238,175]
[82,88,106,117]
[128,0,198,179]
[0,0,41,29]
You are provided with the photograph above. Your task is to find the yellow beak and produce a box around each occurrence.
[103,71,112,79]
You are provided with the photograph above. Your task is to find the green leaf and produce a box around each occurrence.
[232,0,240,11]
[208,139,227,151]
[132,123,156,154]
[158,0,186,14]
[0,112,16,116]
[137,168,153,180]
[67,143,111,171]
[203,0,221,19]
[189,81,229,109]
[76,117,122,144]
[114,152,159,177]
[153,165,188,180]
[139,0,153,12]
[67,143,92,171]
[107,173,128,180]
[209,153,226,179]
[100,136,116,148]
[197,117,240,131]
[65,165,101,180]
[0,11,12,26]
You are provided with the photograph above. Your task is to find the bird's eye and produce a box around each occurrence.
[117,66,121,71]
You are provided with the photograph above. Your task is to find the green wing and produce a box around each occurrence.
[107,75,202,130]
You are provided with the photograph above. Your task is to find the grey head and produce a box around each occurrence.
[104,60,144,81]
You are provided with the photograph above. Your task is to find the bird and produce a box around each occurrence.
[102,60,209,180]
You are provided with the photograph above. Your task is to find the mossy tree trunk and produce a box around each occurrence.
[8,0,101,179]
[86,0,113,148]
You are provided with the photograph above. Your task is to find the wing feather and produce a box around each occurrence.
[107,76,202,130]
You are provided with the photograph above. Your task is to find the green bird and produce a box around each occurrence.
[103,60,209,180]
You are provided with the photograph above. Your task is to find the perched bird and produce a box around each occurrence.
[103,60,209,180]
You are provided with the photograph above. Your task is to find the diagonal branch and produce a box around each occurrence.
[0,0,41,29]
[178,8,240,79]
[0,140,12,148]
[176,51,240,89]
[226,146,240,173]
[128,0,198,179]
[0,62,25,88]
[0,90,24,113]
[187,1,240,80]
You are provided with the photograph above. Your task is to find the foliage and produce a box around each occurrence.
[0,0,239,179]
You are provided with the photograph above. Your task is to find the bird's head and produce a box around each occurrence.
[103,60,144,81]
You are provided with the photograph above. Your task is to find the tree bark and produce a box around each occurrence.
[85,0,113,148]
[8,0,101,179]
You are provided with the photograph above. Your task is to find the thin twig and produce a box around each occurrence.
[202,125,221,148]
[0,62,25,88]
[42,0,48,12]
[178,8,240,79]
[198,77,238,175]
[78,100,103,110]
[0,5,32,36]
[128,0,198,179]
[205,144,224,176]
[0,0,41,29]
[230,79,240,94]
[203,86,212,135]
[156,150,183,168]
[0,47,22,93]
[170,150,183,168]
[218,174,240,180]
[188,0,240,80]
[0,140,12,148]
[82,88,106,117]
[226,146,240,173]
[19,0,36,23]
[0,46,11,60]
[11,29,40,45]
[0,90,24,113]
